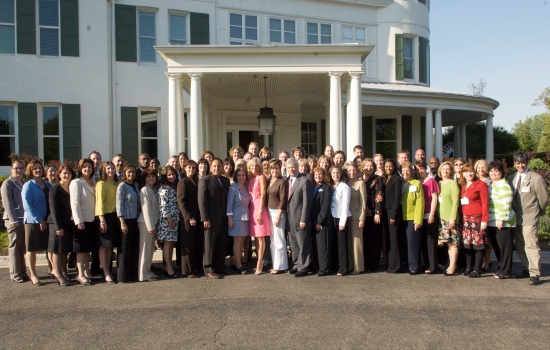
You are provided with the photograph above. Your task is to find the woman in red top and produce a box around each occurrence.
[458,164,489,278]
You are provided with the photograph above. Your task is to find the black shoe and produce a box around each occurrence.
[408,271,419,275]
[515,270,529,279]
[287,268,297,274]
[238,267,248,275]
[444,272,457,276]
[222,267,233,275]
[528,277,540,285]
[317,271,328,277]
[295,271,307,277]
[469,271,480,278]
[463,269,471,276]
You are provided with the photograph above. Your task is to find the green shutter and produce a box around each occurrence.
[115,4,137,62]
[121,107,138,163]
[419,37,428,83]
[16,0,36,54]
[18,103,38,157]
[362,116,373,157]
[62,104,81,161]
[401,115,412,154]
[190,12,209,44]
[395,34,403,81]
[60,0,79,57]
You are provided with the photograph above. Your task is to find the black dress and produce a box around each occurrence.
[48,184,74,253]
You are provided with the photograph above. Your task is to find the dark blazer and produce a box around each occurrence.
[198,174,229,231]
[384,173,402,221]
[49,184,73,230]
[311,183,333,226]
[177,177,201,232]
[287,174,312,230]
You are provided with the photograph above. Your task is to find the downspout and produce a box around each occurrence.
[110,0,117,158]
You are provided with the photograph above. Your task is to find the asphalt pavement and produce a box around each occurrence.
[0,255,549,349]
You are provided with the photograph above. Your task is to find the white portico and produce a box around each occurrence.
[156,44,373,160]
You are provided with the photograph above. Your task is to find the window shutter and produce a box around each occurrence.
[115,4,136,62]
[190,12,209,44]
[121,107,138,163]
[395,34,403,81]
[419,37,428,83]
[18,103,38,157]
[62,104,81,161]
[60,0,79,57]
[401,115,412,153]
[362,116,373,157]
[16,0,36,54]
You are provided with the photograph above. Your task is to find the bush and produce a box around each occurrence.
[538,216,550,241]
[0,175,9,217]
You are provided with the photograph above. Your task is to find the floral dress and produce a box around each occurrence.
[157,185,180,242]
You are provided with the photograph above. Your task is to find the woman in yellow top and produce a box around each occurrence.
[95,161,119,284]
[400,162,424,275]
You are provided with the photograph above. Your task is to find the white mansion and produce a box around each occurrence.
[0,0,498,171]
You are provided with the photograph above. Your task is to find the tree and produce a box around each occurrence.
[512,113,548,152]
[468,78,487,96]
[443,122,519,159]
[532,87,550,110]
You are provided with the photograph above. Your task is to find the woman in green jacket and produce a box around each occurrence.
[437,161,461,276]
[400,162,424,275]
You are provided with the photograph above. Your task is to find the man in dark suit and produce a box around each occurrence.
[135,153,150,187]
[285,158,312,277]
[198,158,230,279]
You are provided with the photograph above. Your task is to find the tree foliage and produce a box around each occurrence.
[468,78,487,96]
[532,87,550,110]
[511,113,548,152]
[443,122,519,159]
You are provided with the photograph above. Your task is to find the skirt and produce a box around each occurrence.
[438,219,461,246]
[48,222,74,253]
[229,220,250,237]
[25,223,49,252]
[73,220,97,253]
[461,215,487,250]
[97,212,120,248]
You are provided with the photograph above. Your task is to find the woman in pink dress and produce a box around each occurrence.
[247,158,270,275]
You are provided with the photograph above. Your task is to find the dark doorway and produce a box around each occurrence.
[239,131,262,152]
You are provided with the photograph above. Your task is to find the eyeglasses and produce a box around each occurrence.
[12,167,23,170]
[454,163,464,166]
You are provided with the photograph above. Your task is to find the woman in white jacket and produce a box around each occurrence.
[137,169,159,282]
[330,165,351,276]
[70,158,97,285]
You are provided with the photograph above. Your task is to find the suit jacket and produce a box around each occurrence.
[384,174,402,221]
[226,183,250,221]
[311,183,332,226]
[198,174,229,231]
[22,179,52,224]
[137,185,159,231]
[70,177,96,224]
[508,170,549,226]
[177,177,201,232]
[1,176,25,224]
[49,184,73,230]
[348,178,367,221]
[287,174,312,230]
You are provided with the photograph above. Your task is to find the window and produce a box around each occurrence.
[140,109,158,158]
[269,18,295,44]
[403,37,413,79]
[0,0,15,54]
[301,122,318,156]
[307,22,331,44]
[138,10,156,63]
[41,106,61,162]
[39,0,59,56]
[342,26,365,44]
[229,13,257,45]
[0,105,15,165]
[169,13,186,45]
[375,118,397,159]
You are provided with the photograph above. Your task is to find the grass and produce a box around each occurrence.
[0,228,8,255]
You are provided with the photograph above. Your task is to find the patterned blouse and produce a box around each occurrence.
[364,174,384,217]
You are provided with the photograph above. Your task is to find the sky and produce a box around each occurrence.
[429,0,549,131]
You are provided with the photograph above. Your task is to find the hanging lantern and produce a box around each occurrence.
[257,76,276,136]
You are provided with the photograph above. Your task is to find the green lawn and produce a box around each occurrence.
[0,228,8,253]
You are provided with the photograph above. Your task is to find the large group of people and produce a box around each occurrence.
[1,142,547,286]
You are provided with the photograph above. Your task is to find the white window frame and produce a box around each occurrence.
[138,107,160,158]
[0,102,18,169]
[38,0,60,57]
[0,0,16,55]
[269,17,296,44]
[168,11,188,45]
[38,103,63,161]
[300,121,319,157]
[229,12,258,45]
[306,21,331,44]
[137,9,157,64]
[372,116,401,157]
[403,36,414,80]
[342,25,366,71]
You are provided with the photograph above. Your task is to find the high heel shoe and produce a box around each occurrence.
[463,269,471,276]
[55,275,69,287]
[469,270,481,278]
[164,271,177,278]
[76,277,91,286]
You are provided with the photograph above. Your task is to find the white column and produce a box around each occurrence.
[486,114,494,160]
[425,108,433,159]
[329,72,344,151]
[460,124,467,159]
[345,80,351,156]
[434,109,443,161]
[177,79,186,153]
[454,126,461,159]
[204,107,210,151]
[347,71,363,158]
[263,135,269,149]
[167,73,180,156]
[189,73,203,161]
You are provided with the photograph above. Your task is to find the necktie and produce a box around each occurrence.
[289,177,293,197]
[516,175,522,192]
[218,178,222,188]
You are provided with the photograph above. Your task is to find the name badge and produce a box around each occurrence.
[319,189,324,192]
[409,185,417,192]
[460,197,469,205]
[521,186,530,193]
[438,196,443,203]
